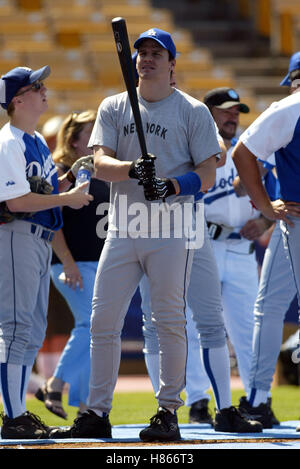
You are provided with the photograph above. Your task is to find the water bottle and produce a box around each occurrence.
[75,166,91,193]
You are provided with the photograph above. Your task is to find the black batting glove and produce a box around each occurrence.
[128,154,156,184]
[144,177,176,201]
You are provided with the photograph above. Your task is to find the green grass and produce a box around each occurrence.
[2,385,300,427]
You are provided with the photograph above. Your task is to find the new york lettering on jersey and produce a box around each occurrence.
[123,121,168,139]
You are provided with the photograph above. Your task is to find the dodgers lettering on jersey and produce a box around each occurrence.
[0,123,62,230]
[202,143,260,229]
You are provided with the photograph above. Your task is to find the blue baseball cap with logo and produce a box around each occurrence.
[0,65,50,109]
[133,28,176,59]
[280,51,300,86]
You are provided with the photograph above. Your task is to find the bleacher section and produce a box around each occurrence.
[0,0,299,131]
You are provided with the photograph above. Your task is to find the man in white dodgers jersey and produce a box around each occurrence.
[233,52,300,429]
[232,55,300,429]
[0,65,92,439]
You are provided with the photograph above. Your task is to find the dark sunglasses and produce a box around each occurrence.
[16,82,44,96]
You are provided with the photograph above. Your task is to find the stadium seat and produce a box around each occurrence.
[181,74,236,92]
[0,0,18,16]
[17,0,43,10]
[175,49,213,73]
[0,12,48,34]
[270,0,300,54]
[0,51,23,75]
[3,35,55,53]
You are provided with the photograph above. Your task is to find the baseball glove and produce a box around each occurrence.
[0,175,54,224]
[70,155,94,177]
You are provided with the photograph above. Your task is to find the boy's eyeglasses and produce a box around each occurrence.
[16,82,44,96]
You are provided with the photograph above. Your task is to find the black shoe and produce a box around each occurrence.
[267,397,280,425]
[48,426,73,439]
[139,407,181,442]
[49,409,112,439]
[1,411,52,439]
[238,396,273,429]
[189,399,213,425]
[214,406,263,433]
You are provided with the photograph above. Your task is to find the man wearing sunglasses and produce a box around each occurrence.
[0,65,93,439]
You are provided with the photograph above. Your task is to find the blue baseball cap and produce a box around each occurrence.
[0,65,50,109]
[280,51,300,86]
[133,28,176,59]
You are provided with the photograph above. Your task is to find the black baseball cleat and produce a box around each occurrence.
[139,407,181,442]
[1,411,54,439]
[214,406,263,433]
[49,409,112,439]
[267,397,280,426]
[47,426,72,439]
[189,399,213,425]
[238,396,274,429]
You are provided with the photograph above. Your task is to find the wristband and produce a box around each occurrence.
[175,172,201,195]
[66,170,76,184]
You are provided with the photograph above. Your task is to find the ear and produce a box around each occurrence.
[170,58,176,70]
[12,96,22,106]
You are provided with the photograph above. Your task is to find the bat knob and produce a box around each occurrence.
[146,153,156,162]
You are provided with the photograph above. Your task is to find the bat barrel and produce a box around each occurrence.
[112,17,148,159]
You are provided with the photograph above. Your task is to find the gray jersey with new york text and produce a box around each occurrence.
[88,88,220,237]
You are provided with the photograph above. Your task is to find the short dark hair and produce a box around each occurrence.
[7,100,15,116]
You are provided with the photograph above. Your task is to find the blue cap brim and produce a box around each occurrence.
[134,36,166,51]
[134,37,176,58]
[29,65,51,84]
[280,73,290,86]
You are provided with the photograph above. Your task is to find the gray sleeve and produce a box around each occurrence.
[188,103,221,166]
[88,97,118,152]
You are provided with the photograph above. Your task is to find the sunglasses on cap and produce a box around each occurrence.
[16,81,44,97]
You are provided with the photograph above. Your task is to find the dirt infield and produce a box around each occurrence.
[1,437,299,450]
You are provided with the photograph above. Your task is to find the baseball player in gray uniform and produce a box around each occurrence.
[0,65,93,439]
[50,28,220,442]
[51,28,262,442]
[236,53,300,428]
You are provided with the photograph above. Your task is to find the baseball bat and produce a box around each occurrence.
[111,17,149,159]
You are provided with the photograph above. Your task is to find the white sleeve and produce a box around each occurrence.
[239,96,298,160]
[0,138,30,202]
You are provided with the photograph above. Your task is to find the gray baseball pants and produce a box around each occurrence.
[87,234,194,414]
